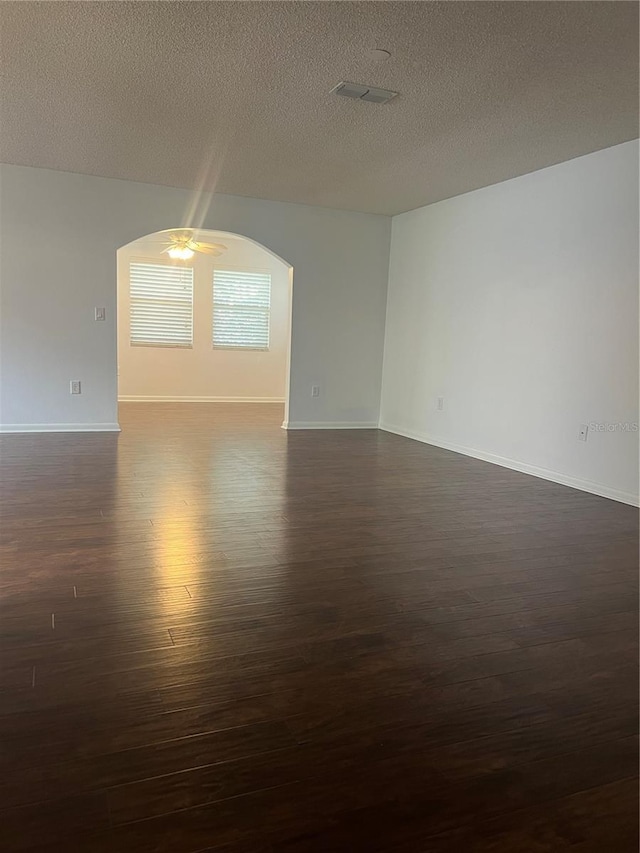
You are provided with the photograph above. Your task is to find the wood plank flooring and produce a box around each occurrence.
[0,402,637,851]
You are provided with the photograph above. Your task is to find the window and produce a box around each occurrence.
[129,262,193,348]
[212,269,271,350]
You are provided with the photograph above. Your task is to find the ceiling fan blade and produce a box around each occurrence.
[195,242,227,255]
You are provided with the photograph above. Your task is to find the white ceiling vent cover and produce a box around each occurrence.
[332,81,398,104]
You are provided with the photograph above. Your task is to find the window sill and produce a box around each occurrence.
[212,346,270,352]
[130,342,193,349]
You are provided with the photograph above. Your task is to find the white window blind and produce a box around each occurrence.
[129,262,193,348]
[213,269,271,350]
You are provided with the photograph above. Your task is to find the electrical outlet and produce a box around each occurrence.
[578,424,588,442]
[311,385,320,398]
[436,396,444,411]
[95,307,106,321]
[70,380,82,395]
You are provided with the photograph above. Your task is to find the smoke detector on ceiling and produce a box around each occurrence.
[331,81,398,104]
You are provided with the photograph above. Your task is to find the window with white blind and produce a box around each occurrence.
[212,269,271,350]
[129,262,193,348]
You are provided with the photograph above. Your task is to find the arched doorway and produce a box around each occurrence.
[116,228,294,428]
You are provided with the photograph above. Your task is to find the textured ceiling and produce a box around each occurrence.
[0,1,637,215]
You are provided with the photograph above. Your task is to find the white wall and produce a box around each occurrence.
[0,165,391,430]
[2,147,637,505]
[380,141,639,505]
[117,234,289,402]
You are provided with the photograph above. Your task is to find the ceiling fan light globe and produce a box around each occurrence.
[168,246,194,260]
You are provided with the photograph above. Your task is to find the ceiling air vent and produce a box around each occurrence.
[331,81,398,104]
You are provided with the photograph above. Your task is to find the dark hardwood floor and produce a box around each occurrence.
[0,402,637,852]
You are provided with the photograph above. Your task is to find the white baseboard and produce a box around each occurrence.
[379,422,639,508]
[284,421,379,430]
[0,423,121,434]
[118,396,285,403]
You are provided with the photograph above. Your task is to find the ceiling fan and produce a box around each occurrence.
[150,230,227,261]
